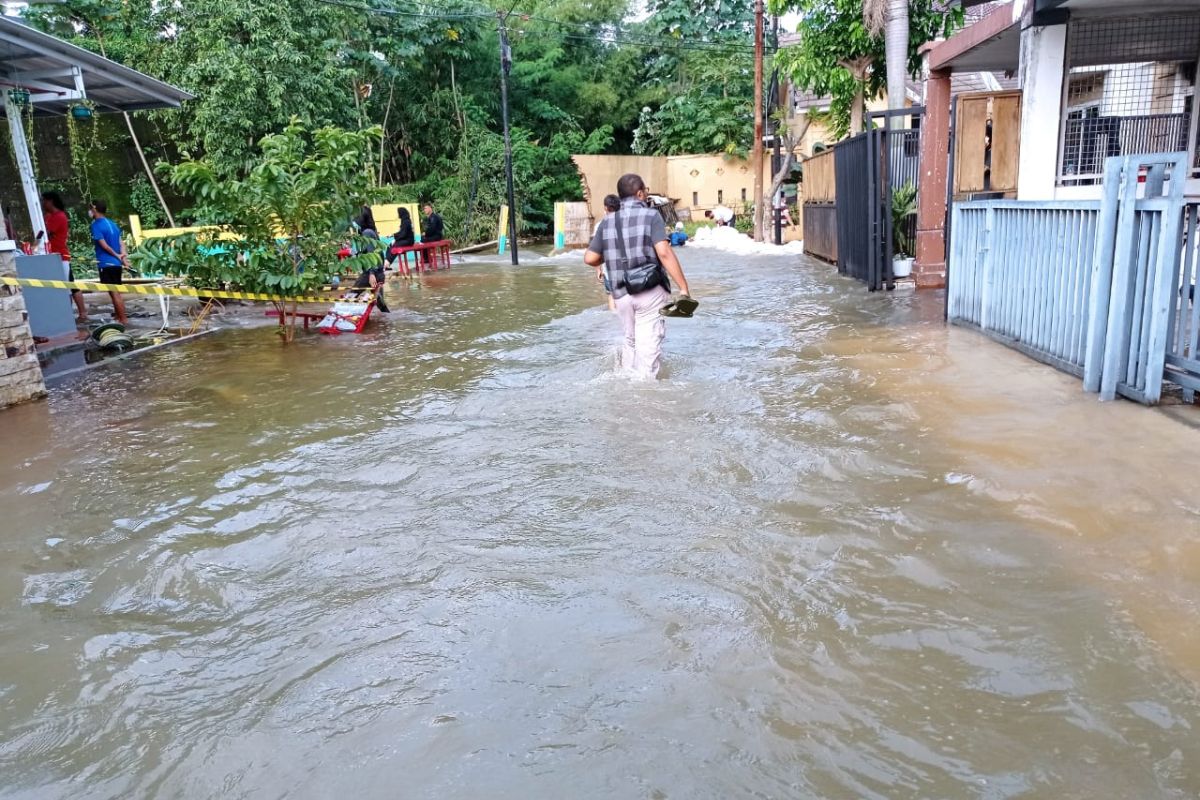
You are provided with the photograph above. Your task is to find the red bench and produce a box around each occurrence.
[388,240,453,274]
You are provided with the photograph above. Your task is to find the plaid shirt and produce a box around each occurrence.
[587,198,667,299]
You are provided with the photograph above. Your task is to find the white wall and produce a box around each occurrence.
[1017,24,1068,200]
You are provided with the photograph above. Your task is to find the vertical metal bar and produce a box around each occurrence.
[948,204,961,319]
[1142,154,1188,404]
[1127,209,1154,387]
[1054,209,1076,360]
[1171,204,1197,354]
[1085,157,1125,393]
[944,99,958,323]
[1134,210,1161,389]
[981,206,995,331]
[1186,206,1200,360]
[1075,210,1097,366]
[1100,157,1143,400]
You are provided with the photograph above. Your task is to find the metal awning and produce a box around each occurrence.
[0,16,192,116]
[0,16,192,250]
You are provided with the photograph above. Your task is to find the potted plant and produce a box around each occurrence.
[891,182,917,278]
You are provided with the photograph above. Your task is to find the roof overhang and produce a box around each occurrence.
[0,16,192,117]
[925,5,1021,74]
[1037,0,1200,16]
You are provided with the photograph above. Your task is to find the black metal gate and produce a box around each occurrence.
[834,131,874,285]
[833,107,925,292]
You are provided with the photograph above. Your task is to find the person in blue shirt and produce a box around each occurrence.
[89,199,128,325]
[668,221,688,247]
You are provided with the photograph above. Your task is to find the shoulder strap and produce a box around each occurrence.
[614,209,630,270]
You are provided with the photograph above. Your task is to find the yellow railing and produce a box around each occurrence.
[130,203,423,248]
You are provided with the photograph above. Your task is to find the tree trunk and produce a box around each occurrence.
[850,89,865,135]
[885,0,910,124]
[378,78,396,185]
[759,118,810,240]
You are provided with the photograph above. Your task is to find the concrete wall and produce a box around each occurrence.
[573,153,772,223]
[665,154,772,215]
[0,245,48,410]
[572,155,669,223]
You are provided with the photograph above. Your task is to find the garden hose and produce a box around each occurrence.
[91,322,135,351]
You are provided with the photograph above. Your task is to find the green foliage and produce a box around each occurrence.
[634,0,756,156]
[891,181,916,256]
[133,120,381,340]
[633,50,754,156]
[771,0,962,139]
[406,120,610,243]
[24,0,764,246]
[127,174,164,229]
[733,202,755,235]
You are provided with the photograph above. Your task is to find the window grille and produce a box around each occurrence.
[1059,15,1200,186]
[718,189,724,203]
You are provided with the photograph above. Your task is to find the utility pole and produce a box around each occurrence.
[771,16,782,246]
[498,12,519,265]
[751,0,765,242]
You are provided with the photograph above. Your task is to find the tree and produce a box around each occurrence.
[134,120,382,343]
[633,0,757,155]
[633,49,755,156]
[770,0,961,139]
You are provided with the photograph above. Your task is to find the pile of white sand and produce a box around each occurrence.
[689,225,805,256]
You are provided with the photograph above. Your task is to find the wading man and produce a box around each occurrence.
[585,173,692,379]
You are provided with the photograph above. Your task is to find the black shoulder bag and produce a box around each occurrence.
[614,209,669,295]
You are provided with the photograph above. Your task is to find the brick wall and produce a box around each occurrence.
[0,248,47,409]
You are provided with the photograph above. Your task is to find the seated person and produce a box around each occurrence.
[668,222,688,247]
[421,202,445,242]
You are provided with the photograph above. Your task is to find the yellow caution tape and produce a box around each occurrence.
[0,276,370,305]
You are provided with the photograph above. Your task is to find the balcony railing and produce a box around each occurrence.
[1058,112,1193,185]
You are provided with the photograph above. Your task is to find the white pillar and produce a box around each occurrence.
[1017,24,1068,200]
[3,91,46,252]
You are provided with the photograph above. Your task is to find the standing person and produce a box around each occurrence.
[42,192,88,322]
[421,203,444,243]
[584,173,694,379]
[89,199,128,326]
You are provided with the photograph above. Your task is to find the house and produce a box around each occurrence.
[921,0,1200,406]
[913,0,1200,287]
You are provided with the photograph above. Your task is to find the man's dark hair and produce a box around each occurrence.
[90,199,108,214]
[617,173,645,199]
[42,191,66,212]
[603,194,620,213]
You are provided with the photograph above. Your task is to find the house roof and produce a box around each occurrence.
[925,2,1021,73]
[0,16,192,116]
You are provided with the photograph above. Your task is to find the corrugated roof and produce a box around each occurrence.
[0,16,192,116]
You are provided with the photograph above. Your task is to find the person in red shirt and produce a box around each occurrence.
[41,191,88,323]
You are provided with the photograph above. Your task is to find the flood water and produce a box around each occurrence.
[2,249,1200,799]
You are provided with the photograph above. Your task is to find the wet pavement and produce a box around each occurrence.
[1,248,1199,798]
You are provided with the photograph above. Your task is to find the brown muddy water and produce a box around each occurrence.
[1,249,1199,799]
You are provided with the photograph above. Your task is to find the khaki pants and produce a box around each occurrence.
[614,285,669,379]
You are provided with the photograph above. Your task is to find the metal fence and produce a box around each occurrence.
[949,201,1101,374]
[834,132,874,285]
[1060,113,1190,184]
[803,204,838,263]
[1168,203,1200,400]
[949,152,1193,405]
